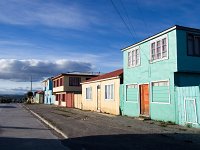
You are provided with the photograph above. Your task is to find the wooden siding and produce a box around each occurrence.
[176,86,200,128]
[74,94,82,109]
[66,93,74,108]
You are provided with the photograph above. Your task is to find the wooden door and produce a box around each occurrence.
[140,84,149,116]
[66,93,74,108]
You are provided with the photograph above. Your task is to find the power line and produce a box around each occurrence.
[119,0,138,39]
[110,0,135,42]
[110,0,149,61]
[135,0,149,35]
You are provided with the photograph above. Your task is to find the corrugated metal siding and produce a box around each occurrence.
[176,86,200,128]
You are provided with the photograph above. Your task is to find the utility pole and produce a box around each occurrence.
[30,75,32,92]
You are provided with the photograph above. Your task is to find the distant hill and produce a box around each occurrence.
[0,94,25,103]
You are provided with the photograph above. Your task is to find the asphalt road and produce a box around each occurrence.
[0,103,67,150]
[26,104,200,150]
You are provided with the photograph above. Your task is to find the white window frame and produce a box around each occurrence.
[127,46,140,68]
[150,35,168,63]
[150,80,170,104]
[125,83,139,103]
[105,83,114,100]
[86,87,92,100]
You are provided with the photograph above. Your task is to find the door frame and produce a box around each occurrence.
[139,83,150,116]
[97,84,101,111]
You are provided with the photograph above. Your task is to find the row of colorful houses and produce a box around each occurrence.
[38,25,200,128]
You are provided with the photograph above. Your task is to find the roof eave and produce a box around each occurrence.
[121,25,177,51]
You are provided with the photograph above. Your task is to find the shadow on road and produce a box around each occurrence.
[0,134,200,150]
[0,105,16,108]
[0,137,65,150]
[0,125,49,130]
[61,133,200,150]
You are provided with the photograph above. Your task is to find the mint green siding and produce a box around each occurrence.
[119,84,124,115]
[122,26,200,127]
[123,30,177,122]
[176,86,200,128]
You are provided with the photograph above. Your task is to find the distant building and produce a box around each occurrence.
[52,72,99,108]
[34,91,44,104]
[42,78,55,105]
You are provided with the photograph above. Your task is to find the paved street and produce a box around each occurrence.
[26,104,200,150]
[0,103,67,150]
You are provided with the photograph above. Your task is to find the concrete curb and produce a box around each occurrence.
[23,104,68,139]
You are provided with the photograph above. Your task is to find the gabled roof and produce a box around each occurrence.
[82,69,123,83]
[122,25,200,51]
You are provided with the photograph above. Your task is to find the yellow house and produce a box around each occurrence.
[81,69,123,115]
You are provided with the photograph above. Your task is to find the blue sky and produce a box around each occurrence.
[0,0,199,94]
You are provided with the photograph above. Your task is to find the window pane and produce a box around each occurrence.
[151,42,155,60]
[157,40,161,59]
[187,34,194,55]
[110,85,113,99]
[128,52,131,66]
[153,81,169,86]
[86,87,92,99]
[194,37,200,56]
[69,77,81,86]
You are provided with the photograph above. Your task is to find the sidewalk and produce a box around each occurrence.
[25,104,200,150]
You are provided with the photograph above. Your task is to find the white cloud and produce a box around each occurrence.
[0,59,93,82]
[0,0,98,30]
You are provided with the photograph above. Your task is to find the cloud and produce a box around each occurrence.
[0,0,98,30]
[0,59,93,82]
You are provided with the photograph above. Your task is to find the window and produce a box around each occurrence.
[187,34,200,57]
[60,78,63,86]
[62,94,65,102]
[69,77,81,86]
[56,79,59,87]
[53,81,56,87]
[86,87,92,99]
[152,80,170,103]
[128,48,140,67]
[151,36,168,61]
[126,84,138,102]
[105,84,114,100]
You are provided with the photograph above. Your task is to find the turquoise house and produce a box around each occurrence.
[121,25,200,127]
[42,78,55,104]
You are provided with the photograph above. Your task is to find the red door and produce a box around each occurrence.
[66,93,74,108]
[140,84,149,116]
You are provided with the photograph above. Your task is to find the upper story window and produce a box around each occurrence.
[151,36,168,62]
[69,77,81,86]
[187,33,200,57]
[128,48,140,67]
[60,77,63,86]
[53,81,56,87]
